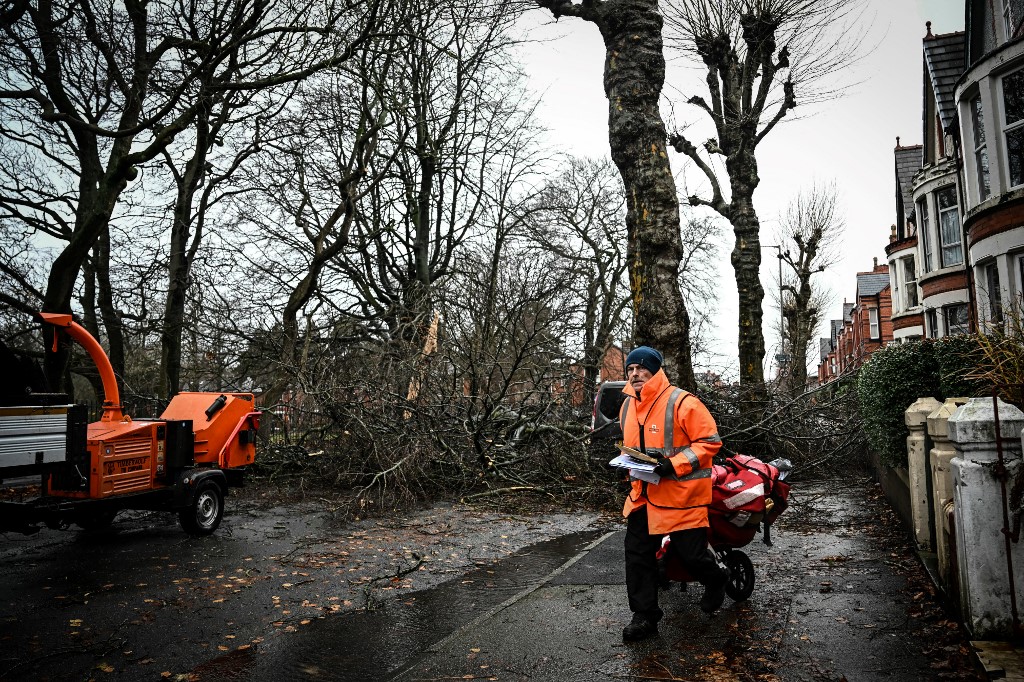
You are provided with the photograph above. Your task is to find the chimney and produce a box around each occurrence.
[889,224,897,243]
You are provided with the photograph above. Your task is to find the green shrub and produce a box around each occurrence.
[934,335,987,399]
[857,336,990,468]
[857,341,940,467]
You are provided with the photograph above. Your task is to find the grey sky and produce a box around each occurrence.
[516,0,965,377]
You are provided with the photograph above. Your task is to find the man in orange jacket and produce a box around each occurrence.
[618,346,727,641]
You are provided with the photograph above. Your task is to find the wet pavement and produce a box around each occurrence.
[0,478,983,681]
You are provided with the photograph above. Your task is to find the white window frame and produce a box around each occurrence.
[868,307,880,340]
[926,308,939,339]
[891,267,901,314]
[972,96,992,201]
[944,303,970,336]
[918,196,933,273]
[984,260,1003,323]
[1004,68,1024,190]
[903,256,918,309]
[1019,253,1024,298]
[936,187,963,268]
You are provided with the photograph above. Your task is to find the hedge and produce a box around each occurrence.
[857,336,986,468]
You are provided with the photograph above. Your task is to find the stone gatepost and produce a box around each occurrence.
[928,398,968,587]
[949,397,1024,638]
[906,397,941,551]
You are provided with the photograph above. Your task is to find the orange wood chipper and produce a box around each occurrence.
[0,313,259,535]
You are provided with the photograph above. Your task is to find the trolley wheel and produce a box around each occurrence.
[179,480,224,536]
[722,549,755,602]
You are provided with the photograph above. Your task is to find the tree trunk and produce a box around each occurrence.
[160,121,210,398]
[729,193,765,389]
[42,182,126,388]
[539,0,695,390]
[785,272,815,395]
[94,224,126,383]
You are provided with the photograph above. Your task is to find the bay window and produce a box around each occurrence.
[918,197,933,273]
[937,187,963,267]
[944,303,970,336]
[972,96,991,201]
[926,309,939,338]
[903,256,918,308]
[1006,69,1024,189]
[868,308,880,340]
[985,261,1003,323]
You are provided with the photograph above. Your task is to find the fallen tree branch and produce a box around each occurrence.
[461,486,554,501]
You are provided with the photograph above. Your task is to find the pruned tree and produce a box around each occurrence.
[774,183,840,394]
[661,0,860,399]
[536,0,696,390]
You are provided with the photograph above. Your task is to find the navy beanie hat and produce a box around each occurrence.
[625,346,663,375]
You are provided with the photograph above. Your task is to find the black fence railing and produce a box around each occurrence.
[258,403,341,449]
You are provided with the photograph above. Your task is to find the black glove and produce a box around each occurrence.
[653,457,674,478]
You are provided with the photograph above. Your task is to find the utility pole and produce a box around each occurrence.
[762,244,788,374]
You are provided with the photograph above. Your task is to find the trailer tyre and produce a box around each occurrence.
[179,480,224,536]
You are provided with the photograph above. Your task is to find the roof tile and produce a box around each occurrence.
[924,32,966,132]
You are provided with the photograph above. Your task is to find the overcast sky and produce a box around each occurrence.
[514,0,966,378]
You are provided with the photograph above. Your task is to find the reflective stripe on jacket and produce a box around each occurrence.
[619,368,723,534]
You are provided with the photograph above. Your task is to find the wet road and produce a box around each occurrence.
[0,493,602,681]
[0,478,980,681]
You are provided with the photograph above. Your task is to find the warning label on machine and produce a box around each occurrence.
[103,456,149,476]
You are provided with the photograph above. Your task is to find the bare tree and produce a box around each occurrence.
[535,0,696,390]
[662,0,860,399]
[774,184,840,394]
[0,0,383,389]
[337,0,531,351]
[678,213,722,367]
[441,243,578,474]
[232,61,393,407]
[524,156,630,406]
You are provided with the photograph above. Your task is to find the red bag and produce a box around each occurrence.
[708,455,790,548]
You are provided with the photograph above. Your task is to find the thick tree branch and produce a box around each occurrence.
[755,79,795,145]
[667,132,727,215]
[536,0,603,21]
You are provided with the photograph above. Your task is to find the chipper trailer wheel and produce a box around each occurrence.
[179,480,225,536]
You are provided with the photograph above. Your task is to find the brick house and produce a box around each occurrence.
[953,4,1024,330]
[887,12,1024,341]
[849,262,894,360]
[817,262,893,381]
[565,343,626,407]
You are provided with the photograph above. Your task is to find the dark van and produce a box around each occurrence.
[591,380,627,439]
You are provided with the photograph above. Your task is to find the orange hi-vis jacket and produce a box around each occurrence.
[620,368,723,534]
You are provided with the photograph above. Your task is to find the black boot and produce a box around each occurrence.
[699,579,726,614]
[622,613,658,641]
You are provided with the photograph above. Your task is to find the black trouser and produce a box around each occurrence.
[624,506,725,622]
